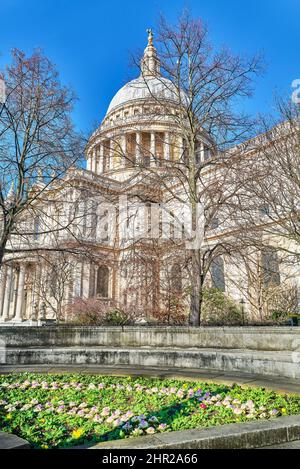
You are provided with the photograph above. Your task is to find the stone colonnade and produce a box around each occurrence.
[87,131,192,174]
[0,264,31,322]
[0,262,64,323]
[0,261,116,323]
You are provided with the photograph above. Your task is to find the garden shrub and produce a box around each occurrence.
[67,298,134,325]
[201,288,244,325]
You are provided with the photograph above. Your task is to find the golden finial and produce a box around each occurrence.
[146,28,153,46]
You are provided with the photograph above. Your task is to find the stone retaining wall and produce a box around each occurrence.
[0,326,300,351]
[1,326,300,380]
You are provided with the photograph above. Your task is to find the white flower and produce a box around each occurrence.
[233,408,243,415]
[132,428,143,436]
[113,418,122,427]
[146,427,155,434]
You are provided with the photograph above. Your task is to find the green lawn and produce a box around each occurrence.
[0,373,300,448]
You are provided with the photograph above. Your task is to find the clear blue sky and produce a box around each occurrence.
[1,0,299,133]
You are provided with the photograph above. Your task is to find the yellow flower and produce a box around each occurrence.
[6,413,12,420]
[71,428,84,439]
[281,408,287,414]
[41,444,49,449]
[40,418,45,423]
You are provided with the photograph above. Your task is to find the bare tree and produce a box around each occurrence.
[34,252,74,321]
[129,12,263,325]
[0,48,85,269]
[240,98,300,256]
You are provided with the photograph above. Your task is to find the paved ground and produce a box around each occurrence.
[0,364,299,394]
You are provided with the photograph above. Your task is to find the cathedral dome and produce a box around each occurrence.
[106,75,181,115]
[105,29,186,116]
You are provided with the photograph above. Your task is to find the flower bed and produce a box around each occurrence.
[0,373,300,449]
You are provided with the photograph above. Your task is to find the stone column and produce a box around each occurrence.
[121,134,126,168]
[87,154,92,171]
[200,142,204,162]
[0,266,6,318]
[179,136,184,161]
[99,144,104,173]
[38,265,47,320]
[91,148,97,173]
[150,132,156,167]
[82,262,90,299]
[10,268,18,320]
[15,264,25,322]
[109,139,114,171]
[164,132,170,161]
[25,276,33,321]
[2,265,12,321]
[136,132,141,163]
[33,263,41,319]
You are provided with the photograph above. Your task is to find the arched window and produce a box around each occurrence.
[171,263,183,294]
[96,266,109,298]
[211,257,225,292]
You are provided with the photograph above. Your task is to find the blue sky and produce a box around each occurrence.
[0,0,299,133]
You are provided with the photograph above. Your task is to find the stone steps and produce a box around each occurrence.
[4,346,300,380]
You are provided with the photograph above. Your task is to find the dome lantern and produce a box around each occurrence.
[140,28,161,77]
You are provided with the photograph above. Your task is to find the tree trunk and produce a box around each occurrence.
[0,243,6,272]
[189,249,202,326]
[0,227,10,271]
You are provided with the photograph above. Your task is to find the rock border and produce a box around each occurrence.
[90,415,300,449]
[0,431,30,449]
[1,416,300,449]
